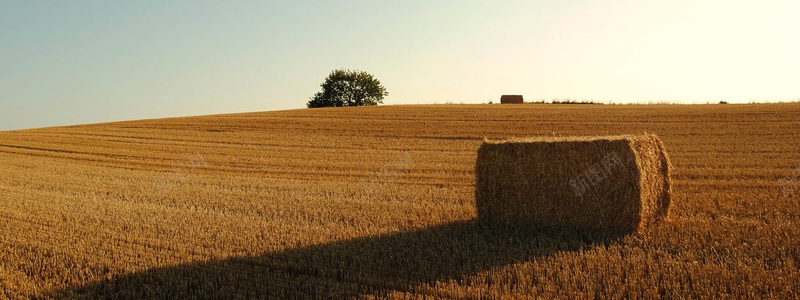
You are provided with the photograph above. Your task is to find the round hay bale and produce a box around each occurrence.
[475,134,672,233]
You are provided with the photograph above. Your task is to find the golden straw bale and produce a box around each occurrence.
[475,134,672,233]
[500,95,524,104]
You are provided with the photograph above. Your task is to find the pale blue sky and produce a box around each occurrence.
[2,0,799,130]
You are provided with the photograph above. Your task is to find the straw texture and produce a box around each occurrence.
[475,134,672,232]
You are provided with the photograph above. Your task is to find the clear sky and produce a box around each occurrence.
[2,0,799,131]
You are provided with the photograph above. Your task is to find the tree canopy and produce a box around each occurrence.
[307,69,388,108]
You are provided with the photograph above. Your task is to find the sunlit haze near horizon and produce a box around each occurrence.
[2,0,799,131]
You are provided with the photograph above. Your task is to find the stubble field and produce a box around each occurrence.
[1,103,799,298]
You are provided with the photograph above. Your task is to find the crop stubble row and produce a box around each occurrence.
[0,103,799,298]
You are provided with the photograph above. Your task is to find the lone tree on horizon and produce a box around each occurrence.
[307,69,388,108]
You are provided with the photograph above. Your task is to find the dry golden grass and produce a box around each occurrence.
[1,103,799,298]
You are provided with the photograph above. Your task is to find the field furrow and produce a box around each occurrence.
[1,103,799,298]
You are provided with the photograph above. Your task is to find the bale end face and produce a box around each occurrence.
[475,134,671,233]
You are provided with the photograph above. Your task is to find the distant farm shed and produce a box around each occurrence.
[500,95,524,104]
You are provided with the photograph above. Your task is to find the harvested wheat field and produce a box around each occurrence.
[1,103,799,298]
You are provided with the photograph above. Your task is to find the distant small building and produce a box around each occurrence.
[500,95,524,104]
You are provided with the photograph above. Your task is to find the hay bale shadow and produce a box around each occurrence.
[48,220,628,298]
